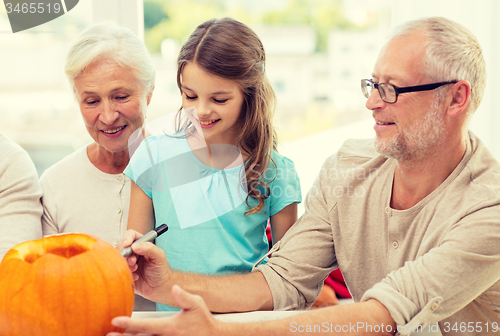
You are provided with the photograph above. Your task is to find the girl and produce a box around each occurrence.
[124,17,301,311]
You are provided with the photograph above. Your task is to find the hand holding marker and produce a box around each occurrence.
[120,224,169,257]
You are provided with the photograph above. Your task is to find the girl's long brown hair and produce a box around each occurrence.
[176,17,277,215]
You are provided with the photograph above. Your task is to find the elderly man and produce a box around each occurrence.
[0,133,42,260]
[109,17,500,336]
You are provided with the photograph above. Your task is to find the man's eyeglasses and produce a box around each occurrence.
[361,79,458,104]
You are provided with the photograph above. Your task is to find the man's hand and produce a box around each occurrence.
[119,230,272,313]
[106,285,221,336]
[120,229,172,301]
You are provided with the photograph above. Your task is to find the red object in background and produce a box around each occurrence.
[266,222,273,249]
[324,268,351,298]
[265,223,351,299]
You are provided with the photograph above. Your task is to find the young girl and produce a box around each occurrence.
[124,17,301,311]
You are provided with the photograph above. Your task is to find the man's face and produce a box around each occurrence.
[366,32,446,162]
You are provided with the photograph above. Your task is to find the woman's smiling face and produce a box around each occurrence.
[74,61,152,155]
[180,62,244,145]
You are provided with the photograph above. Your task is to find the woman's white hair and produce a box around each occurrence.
[390,16,486,114]
[65,21,155,94]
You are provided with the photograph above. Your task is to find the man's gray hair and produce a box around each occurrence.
[390,16,486,114]
[65,21,155,94]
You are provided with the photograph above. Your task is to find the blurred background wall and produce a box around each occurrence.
[1,0,498,214]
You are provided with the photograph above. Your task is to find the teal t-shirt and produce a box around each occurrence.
[124,131,301,311]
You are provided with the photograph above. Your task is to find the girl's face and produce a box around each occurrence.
[181,62,244,145]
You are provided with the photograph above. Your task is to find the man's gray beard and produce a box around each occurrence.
[374,99,446,162]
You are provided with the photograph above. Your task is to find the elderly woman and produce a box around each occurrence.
[41,21,154,244]
[40,22,155,309]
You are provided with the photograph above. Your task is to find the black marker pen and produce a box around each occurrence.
[120,224,169,257]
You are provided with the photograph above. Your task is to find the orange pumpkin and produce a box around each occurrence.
[0,233,135,336]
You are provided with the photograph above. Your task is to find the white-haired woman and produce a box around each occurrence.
[40,21,155,309]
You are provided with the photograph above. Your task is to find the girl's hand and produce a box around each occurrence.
[312,283,339,308]
[106,285,221,336]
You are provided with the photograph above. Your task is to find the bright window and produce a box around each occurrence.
[1,0,498,217]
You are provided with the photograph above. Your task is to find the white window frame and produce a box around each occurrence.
[91,0,144,40]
